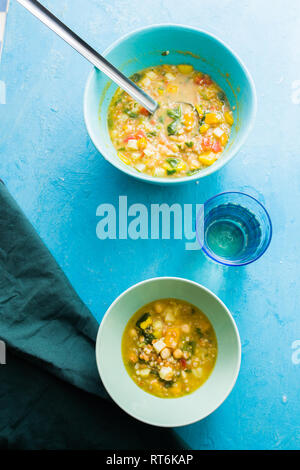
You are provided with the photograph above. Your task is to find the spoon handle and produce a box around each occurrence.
[17,0,158,113]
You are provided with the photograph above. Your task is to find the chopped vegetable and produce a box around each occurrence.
[217,91,226,102]
[131,72,143,83]
[124,109,138,118]
[224,111,234,125]
[167,119,180,136]
[185,141,194,148]
[136,313,150,329]
[205,112,221,125]
[177,64,194,74]
[166,157,179,168]
[167,106,182,120]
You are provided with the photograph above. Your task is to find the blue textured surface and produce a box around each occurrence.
[1,0,299,450]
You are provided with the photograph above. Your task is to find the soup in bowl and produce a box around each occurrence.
[96,277,241,427]
[84,24,256,184]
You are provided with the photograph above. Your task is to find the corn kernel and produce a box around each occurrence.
[220,133,229,146]
[200,123,209,134]
[137,137,147,150]
[177,64,194,74]
[157,88,164,95]
[140,316,152,330]
[183,113,194,129]
[198,154,217,166]
[195,104,203,117]
[167,84,178,93]
[224,111,234,125]
[118,153,131,165]
[176,160,187,171]
[205,112,221,125]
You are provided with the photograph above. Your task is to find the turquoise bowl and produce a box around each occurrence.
[84,24,257,185]
[95,277,241,427]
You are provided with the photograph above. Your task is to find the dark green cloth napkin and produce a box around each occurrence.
[0,182,187,450]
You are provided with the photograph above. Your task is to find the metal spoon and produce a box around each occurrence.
[16,0,158,114]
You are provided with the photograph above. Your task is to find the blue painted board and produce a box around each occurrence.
[0,0,299,450]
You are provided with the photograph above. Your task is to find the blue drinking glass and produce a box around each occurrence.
[196,192,272,266]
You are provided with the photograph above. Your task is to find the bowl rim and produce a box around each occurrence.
[83,23,257,185]
[95,276,242,427]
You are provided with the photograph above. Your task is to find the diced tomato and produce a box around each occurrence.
[202,136,213,150]
[180,359,187,369]
[212,140,222,153]
[135,130,146,139]
[140,107,150,116]
[203,75,213,85]
[194,74,213,86]
[124,131,146,143]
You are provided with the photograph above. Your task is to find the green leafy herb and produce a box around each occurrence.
[114,98,122,106]
[117,147,125,151]
[199,113,206,127]
[167,120,180,136]
[159,379,174,388]
[199,90,209,100]
[147,131,157,137]
[131,72,143,83]
[167,169,176,175]
[124,109,138,118]
[166,158,179,168]
[136,313,150,329]
[183,340,196,354]
[196,327,203,338]
[167,106,182,120]
[217,91,226,102]
[158,116,165,124]
[187,169,201,176]
[185,141,194,148]
[107,117,113,129]
[143,330,155,344]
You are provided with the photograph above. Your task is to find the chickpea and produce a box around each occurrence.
[181,324,190,333]
[129,352,138,363]
[129,328,138,338]
[160,348,171,359]
[173,349,183,359]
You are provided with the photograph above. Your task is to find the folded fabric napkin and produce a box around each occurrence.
[0,182,187,450]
